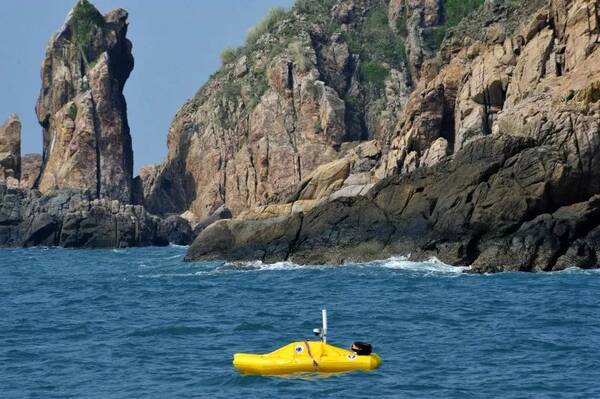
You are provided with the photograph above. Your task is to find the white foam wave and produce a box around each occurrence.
[223,256,468,275]
[138,272,208,279]
[169,244,190,249]
[138,256,469,280]
[222,260,324,272]
[551,267,600,275]
[370,256,469,274]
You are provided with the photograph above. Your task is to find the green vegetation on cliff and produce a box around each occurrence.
[345,5,406,64]
[220,48,241,65]
[425,0,485,49]
[444,0,486,27]
[359,62,389,92]
[246,7,289,46]
[71,0,105,48]
[67,103,78,121]
[71,0,105,69]
[201,0,412,140]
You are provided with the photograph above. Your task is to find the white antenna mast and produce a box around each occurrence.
[313,309,329,342]
[322,309,328,343]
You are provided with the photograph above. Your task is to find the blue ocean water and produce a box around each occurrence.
[1,247,599,398]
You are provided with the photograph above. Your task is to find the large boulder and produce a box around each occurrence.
[191,206,233,236]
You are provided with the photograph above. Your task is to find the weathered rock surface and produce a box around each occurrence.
[0,115,21,188]
[141,0,415,218]
[190,206,233,236]
[388,0,443,82]
[35,0,134,203]
[0,184,191,248]
[0,1,194,250]
[187,0,600,273]
[20,154,43,190]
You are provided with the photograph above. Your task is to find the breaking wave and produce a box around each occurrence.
[137,255,469,279]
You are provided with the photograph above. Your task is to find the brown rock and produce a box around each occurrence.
[20,154,43,189]
[0,115,21,188]
[297,158,350,201]
[388,0,443,81]
[381,59,467,176]
[505,28,554,108]
[185,0,600,274]
[147,44,349,218]
[35,1,134,203]
[454,43,513,150]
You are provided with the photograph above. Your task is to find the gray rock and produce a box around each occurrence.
[193,206,233,236]
[159,215,193,246]
[0,184,179,249]
[186,133,600,271]
[0,115,21,188]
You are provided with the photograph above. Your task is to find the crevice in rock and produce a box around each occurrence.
[89,94,102,199]
[595,0,600,42]
[55,220,64,246]
[221,159,228,205]
[113,217,119,247]
[285,213,304,261]
[248,152,258,206]
[286,62,294,92]
[285,67,301,184]
[440,85,456,150]
[464,234,482,265]
[429,197,438,216]
[568,115,586,197]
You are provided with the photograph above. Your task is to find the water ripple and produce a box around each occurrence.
[0,246,599,398]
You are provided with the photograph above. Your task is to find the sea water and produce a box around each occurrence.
[1,246,599,398]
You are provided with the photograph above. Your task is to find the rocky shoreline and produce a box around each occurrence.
[186,135,600,273]
[3,0,600,273]
[0,184,192,248]
[184,0,600,273]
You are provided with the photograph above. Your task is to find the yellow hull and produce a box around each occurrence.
[233,341,382,375]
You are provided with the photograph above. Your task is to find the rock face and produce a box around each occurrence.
[20,154,43,190]
[35,0,134,203]
[0,1,195,250]
[187,0,600,273]
[0,115,21,188]
[141,0,415,219]
[0,184,192,248]
[388,0,443,82]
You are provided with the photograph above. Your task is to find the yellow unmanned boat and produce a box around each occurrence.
[233,310,382,375]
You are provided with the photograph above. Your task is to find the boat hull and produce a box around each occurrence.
[233,341,381,375]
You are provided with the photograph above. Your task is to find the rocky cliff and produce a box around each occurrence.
[187,0,600,272]
[140,0,544,220]
[0,1,192,249]
[141,0,418,218]
[35,0,134,203]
